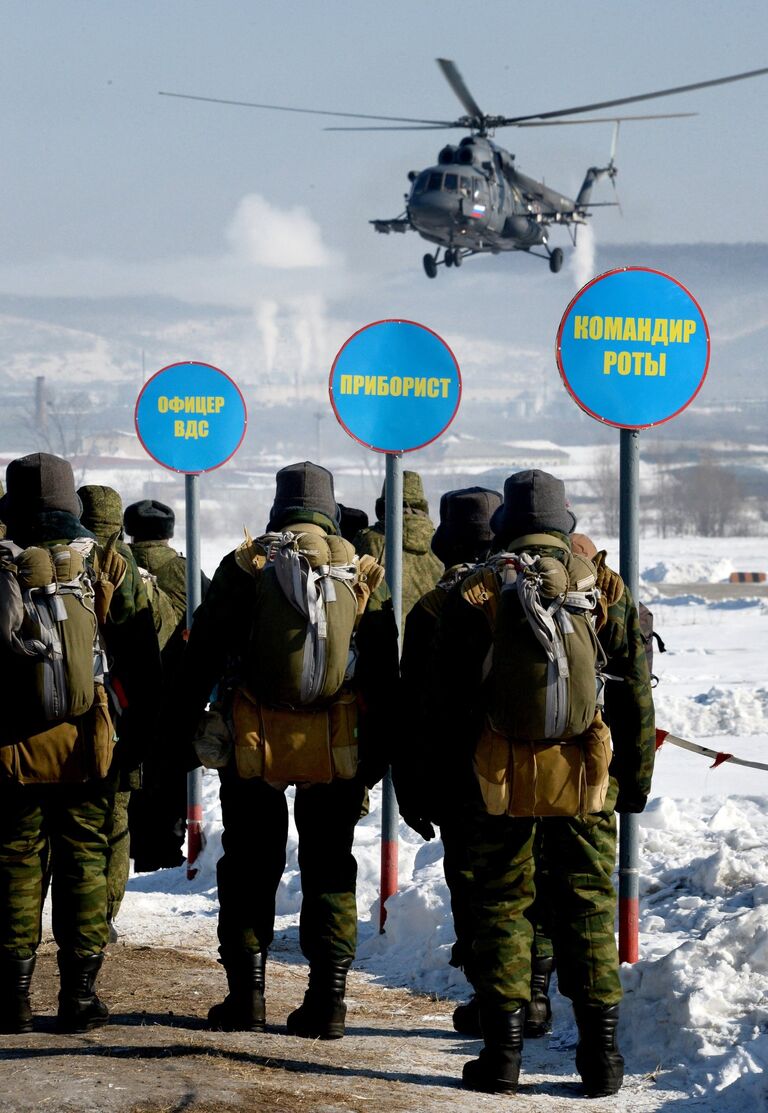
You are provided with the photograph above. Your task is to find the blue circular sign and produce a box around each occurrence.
[135,361,247,473]
[329,319,461,453]
[557,268,709,429]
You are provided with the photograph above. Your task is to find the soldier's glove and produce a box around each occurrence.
[93,530,128,624]
[401,813,436,841]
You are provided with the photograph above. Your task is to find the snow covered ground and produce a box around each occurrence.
[107,536,768,1107]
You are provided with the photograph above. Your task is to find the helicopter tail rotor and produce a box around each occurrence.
[607,121,623,215]
[576,119,623,210]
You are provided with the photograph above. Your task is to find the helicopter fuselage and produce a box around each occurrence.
[406,136,578,253]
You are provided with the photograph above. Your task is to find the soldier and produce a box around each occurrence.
[433,470,655,1097]
[0,455,160,1034]
[123,498,208,871]
[337,503,369,546]
[394,486,501,1035]
[179,462,398,1038]
[354,470,443,619]
[78,485,162,931]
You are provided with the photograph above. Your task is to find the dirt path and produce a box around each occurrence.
[0,944,689,1113]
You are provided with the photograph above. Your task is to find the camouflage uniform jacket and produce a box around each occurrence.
[395,563,478,824]
[179,513,400,787]
[354,512,444,619]
[129,539,211,626]
[593,550,656,812]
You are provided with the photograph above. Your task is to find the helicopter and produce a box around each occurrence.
[160,59,768,278]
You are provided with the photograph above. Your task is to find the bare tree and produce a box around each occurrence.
[592,445,620,537]
[674,458,743,536]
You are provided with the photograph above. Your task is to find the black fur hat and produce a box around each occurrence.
[338,504,369,544]
[431,486,502,566]
[124,499,175,541]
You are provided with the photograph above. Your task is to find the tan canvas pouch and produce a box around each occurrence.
[475,718,593,818]
[232,689,335,784]
[512,740,585,818]
[581,711,612,814]
[3,686,113,784]
[328,690,359,780]
[473,718,512,816]
[232,688,266,779]
[261,703,334,785]
[10,722,86,784]
[81,684,116,780]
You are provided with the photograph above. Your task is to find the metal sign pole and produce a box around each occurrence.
[618,427,640,962]
[185,472,204,879]
[379,451,403,931]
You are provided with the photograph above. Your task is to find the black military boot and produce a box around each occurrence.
[56,953,110,1034]
[462,1005,524,1094]
[0,955,36,1034]
[524,955,554,1039]
[575,1003,625,1097]
[452,994,482,1037]
[208,952,266,1032]
[286,960,350,1040]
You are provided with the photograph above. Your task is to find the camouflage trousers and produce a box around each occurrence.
[0,781,115,960]
[466,801,621,1012]
[216,770,366,966]
[106,790,131,923]
[443,819,555,979]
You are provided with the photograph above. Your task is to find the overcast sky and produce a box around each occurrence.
[1,0,767,309]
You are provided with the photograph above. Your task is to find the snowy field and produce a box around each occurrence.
[106,536,768,1107]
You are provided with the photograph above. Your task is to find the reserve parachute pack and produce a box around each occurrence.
[0,538,125,780]
[198,524,384,784]
[461,533,609,817]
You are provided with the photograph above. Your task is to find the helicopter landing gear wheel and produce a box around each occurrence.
[549,247,564,274]
[423,253,438,279]
[445,249,454,267]
[452,249,463,267]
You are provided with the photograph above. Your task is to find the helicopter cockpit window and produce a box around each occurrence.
[412,171,430,195]
[444,173,458,192]
[459,176,471,197]
[428,172,443,191]
[473,178,487,199]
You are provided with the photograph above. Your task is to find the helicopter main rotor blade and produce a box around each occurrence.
[436,58,485,121]
[503,65,768,124]
[158,90,455,127]
[326,125,459,131]
[515,112,697,127]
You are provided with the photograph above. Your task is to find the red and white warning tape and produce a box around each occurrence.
[656,728,768,772]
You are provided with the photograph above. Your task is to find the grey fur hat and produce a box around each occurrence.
[268,461,339,529]
[490,470,576,544]
[1,453,81,521]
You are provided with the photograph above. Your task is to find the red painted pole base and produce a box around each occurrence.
[186,808,204,881]
[379,838,399,932]
[619,896,639,964]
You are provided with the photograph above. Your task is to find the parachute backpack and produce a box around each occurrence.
[461,533,609,817]
[0,538,125,780]
[222,524,384,784]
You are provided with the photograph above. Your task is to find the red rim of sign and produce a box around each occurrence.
[329,318,462,454]
[134,360,248,474]
[555,266,710,430]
